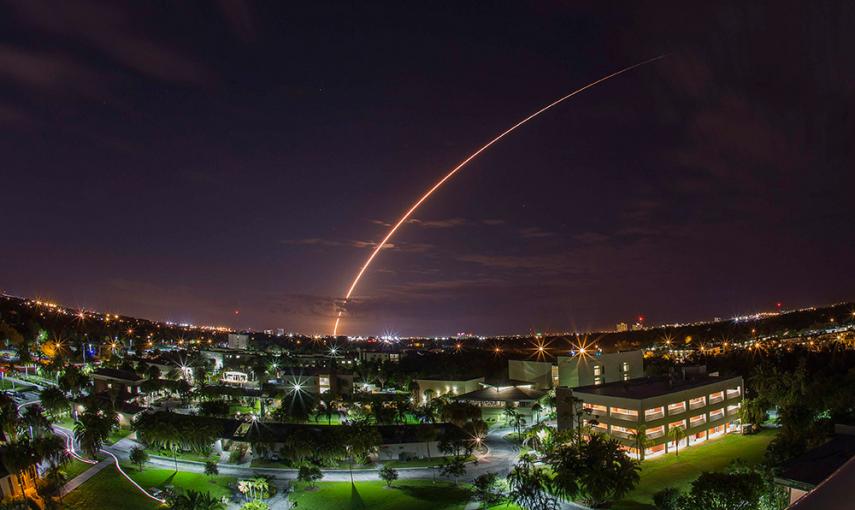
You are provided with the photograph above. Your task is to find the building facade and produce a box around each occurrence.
[509,350,645,390]
[414,376,484,404]
[558,374,743,458]
[227,333,249,350]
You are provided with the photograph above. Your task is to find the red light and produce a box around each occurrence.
[776,302,782,308]
[638,315,644,322]
[234,310,240,315]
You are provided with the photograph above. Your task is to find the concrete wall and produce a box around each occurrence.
[377,440,442,461]
[557,350,644,387]
[415,377,484,404]
[508,360,555,389]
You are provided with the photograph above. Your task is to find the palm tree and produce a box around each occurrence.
[503,404,517,427]
[394,400,412,424]
[531,403,543,424]
[629,424,648,461]
[511,414,527,440]
[34,435,69,503]
[169,490,223,510]
[39,387,69,421]
[668,426,685,457]
[73,409,117,459]
[19,405,52,439]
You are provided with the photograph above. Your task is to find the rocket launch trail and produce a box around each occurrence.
[333,55,665,336]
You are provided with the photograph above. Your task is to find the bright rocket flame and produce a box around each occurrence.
[333,56,665,335]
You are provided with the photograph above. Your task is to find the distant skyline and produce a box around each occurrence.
[2,2,854,335]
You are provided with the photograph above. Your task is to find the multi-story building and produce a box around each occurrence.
[227,333,249,350]
[616,322,629,332]
[509,350,645,390]
[558,373,743,459]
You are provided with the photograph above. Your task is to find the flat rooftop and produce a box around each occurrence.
[777,434,855,487]
[572,375,739,400]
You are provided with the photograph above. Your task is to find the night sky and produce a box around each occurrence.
[2,1,854,336]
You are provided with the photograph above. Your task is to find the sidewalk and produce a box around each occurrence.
[60,459,112,496]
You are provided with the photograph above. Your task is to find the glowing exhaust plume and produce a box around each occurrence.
[333,56,665,335]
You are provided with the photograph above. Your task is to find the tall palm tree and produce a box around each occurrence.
[668,426,685,457]
[629,424,648,461]
[34,435,69,504]
[73,409,117,459]
[511,414,527,440]
[532,403,544,424]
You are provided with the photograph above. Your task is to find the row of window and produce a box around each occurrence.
[586,403,740,438]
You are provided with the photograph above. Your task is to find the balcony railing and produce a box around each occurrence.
[689,416,707,427]
[709,395,724,405]
[610,429,634,439]
[689,398,706,410]
[644,410,665,421]
[668,408,686,416]
[611,410,639,422]
[646,429,665,439]
[726,389,741,400]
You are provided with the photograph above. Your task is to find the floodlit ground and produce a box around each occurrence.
[63,468,157,510]
[61,458,95,481]
[289,480,473,510]
[614,428,778,510]
[124,465,236,499]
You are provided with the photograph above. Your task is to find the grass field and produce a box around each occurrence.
[144,447,215,463]
[61,458,96,481]
[290,480,473,510]
[63,468,158,510]
[123,464,236,499]
[107,427,133,445]
[614,429,778,510]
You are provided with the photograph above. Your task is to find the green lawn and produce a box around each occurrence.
[144,448,214,463]
[63,467,158,510]
[123,464,236,499]
[614,429,778,510]
[54,416,76,429]
[290,480,472,510]
[108,427,133,445]
[61,458,96,480]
